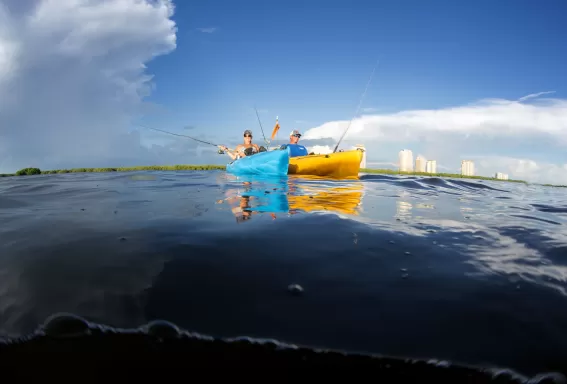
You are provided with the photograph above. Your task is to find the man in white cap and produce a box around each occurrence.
[280,129,309,157]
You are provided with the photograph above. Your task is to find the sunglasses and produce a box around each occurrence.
[244,135,252,138]
[292,134,301,138]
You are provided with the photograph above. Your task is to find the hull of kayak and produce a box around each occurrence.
[288,149,364,178]
[226,149,289,177]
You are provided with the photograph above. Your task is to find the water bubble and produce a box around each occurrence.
[43,313,90,338]
[145,320,180,339]
[527,372,567,384]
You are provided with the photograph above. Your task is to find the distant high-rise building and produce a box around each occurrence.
[495,172,509,180]
[426,160,437,174]
[415,155,426,172]
[461,160,475,176]
[398,149,414,172]
[354,144,367,168]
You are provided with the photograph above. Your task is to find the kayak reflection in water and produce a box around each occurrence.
[218,129,266,161]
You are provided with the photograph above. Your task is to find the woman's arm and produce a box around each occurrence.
[218,145,240,160]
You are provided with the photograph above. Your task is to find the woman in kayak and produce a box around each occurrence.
[219,130,262,160]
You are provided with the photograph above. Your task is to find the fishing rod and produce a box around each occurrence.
[136,124,232,153]
[332,59,380,153]
[254,106,270,147]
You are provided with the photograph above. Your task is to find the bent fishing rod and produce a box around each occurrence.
[332,59,380,153]
[136,124,232,153]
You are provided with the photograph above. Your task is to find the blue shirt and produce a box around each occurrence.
[280,144,308,157]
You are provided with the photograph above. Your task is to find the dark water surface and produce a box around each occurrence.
[1,170,567,374]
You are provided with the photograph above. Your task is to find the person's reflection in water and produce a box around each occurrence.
[225,182,277,223]
[232,195,253,223]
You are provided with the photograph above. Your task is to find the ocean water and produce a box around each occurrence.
[1,170,567,375]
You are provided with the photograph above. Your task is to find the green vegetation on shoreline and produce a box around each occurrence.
[0,165,224,178]
[1,165,565,188]
[360,168,527,183]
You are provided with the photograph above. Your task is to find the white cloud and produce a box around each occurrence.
[473,156,567,185]
[303,92,567,143]
[196,27,217,33]
[302,92,567,184]
[517,91,555,102]
[308,145,333,155]
[0,0,191,173]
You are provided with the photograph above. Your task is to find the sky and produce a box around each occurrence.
[0,0,566,183]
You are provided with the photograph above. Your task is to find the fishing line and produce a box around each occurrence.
[332,59,380,153]
[254,106,270,147]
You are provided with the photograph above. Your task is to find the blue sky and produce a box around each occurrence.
[0,0,566,183]
[139,0,566,136]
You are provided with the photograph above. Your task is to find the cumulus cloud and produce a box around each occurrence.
[0,0,217,173]
[302,92,567,184]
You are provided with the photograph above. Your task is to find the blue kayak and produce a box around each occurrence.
[226,149,289,177]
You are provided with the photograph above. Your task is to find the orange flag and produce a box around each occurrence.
[270,118,280,140]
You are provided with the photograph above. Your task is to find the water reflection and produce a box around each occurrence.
[396,201,413,220]
[222,175,365,222]
[223,177,289,223]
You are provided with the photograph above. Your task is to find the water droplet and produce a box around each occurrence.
[404,251,411,255]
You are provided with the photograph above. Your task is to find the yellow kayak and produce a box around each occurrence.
[288,149,364,178]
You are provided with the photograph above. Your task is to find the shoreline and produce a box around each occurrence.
[1,165,565,188]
